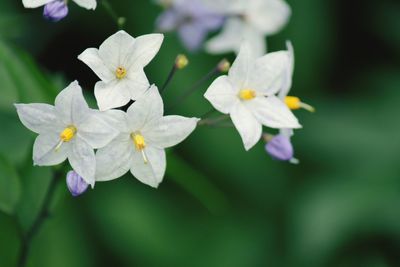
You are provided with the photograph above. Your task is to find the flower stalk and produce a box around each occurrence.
[17,169,62,267]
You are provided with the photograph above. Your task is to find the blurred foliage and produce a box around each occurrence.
[0,0,400,266]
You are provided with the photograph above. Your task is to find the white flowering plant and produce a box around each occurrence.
[3,1,316,266]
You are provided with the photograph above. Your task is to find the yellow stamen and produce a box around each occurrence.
[285,96,315,112]
[131,133,148,164]
[55,125,77,151]
[116,66,127,79]
[60,126,77,142]
[238,89,256,100]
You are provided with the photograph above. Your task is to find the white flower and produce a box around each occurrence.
[15,81,118,186]
[205,0,291,56]
[204,42,301,151]
[22,0,97,10]
[78,30,164,111]
[95,85,199,188]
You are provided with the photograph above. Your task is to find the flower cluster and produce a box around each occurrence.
[16,31,199,196]
[155,0,291,56]
[18,2,314,197]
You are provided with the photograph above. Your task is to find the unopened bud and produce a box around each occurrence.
[175,54,189,69]
[43,0,69,22]
[66,170,89,197]
[217,59,230,73]
[265,134,294,161]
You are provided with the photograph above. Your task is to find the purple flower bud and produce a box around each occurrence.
[265,134,294,161]
[43,0,68,22]
[66,170,89,197]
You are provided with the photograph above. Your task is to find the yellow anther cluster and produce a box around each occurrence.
[60,126,77,142]
[175,54,189,69]
[285,96,301,110]
[239,89,256,101]
[285,96,315,112]
[132,133,146,151]
[116,66,127,79]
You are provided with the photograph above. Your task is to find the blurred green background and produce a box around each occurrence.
[1,0,400,266]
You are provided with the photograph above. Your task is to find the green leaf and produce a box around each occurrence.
[16,164,52,231]
[0,40,59,112]
[0,112,33,166]
[166,152,228,213]
[0,156,21,215]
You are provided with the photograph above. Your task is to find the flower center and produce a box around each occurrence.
[60,125,77,142]
[238,89,256,101]
[131,133,148,164]
[55,125,77,151]
[132,133,146,150]
[115,66,127,79]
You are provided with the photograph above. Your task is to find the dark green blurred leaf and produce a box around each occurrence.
[0,156,21,214]
[0,112,33,166]
[166,152,228,213]
[16,164,52,230]
[0,40,58,113]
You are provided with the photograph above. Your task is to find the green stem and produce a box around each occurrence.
[198,115,231,127]
[17,170,62,267]
[101,0,126,30]
[160,65,177,94]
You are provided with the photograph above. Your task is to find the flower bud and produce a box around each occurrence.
[66,170,89,197]
[43,0,69,22]
[175,54,189,69]
[217,59,230,73]
[265,134,294,161]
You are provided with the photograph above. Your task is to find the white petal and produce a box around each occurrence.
[143,116,199,149]
[247,0,291,35]
[228,41,256,89]
[55,81,90,125]
[241,27,267,58]
[205,18,243,55]
[246,96,301,129]
[126,85,163,131]
[98,30,136,70]
[33,133,68,166]
[22,0,52,8]
[95,135,133,182]
[230,102,262,151]
[127,34,164,71]
[278,41,295,99]
[77,111,119,149]
[130,147,166,188]
[77,48,114,82]
[15,103,58,134]
[248,51,290,95]
[126,69,150,101]
[68,139,96,187]
[94,80,132,111]
[100,109,129,133]
[73,0,97,10]
[204,76,238,114]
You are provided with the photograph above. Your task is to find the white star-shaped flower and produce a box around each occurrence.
[15,81,118,186]
[204,42,301,151]
[205,0,291,56]
[95,85,199,188]
[22,0,96,10]
[78,30,164,111]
